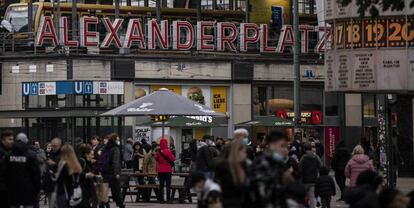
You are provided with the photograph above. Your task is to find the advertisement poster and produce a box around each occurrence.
[211,86,227,113]
[38,82,56,95]
[324,126,340,167]
[151,85,182,95]
[181,86,211,107]
[134,126,152,142]
[271,6,283,28]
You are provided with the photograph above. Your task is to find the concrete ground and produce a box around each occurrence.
[41,177,414,208]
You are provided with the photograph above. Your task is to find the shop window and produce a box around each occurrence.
[325,92,339,116]
[253,86,267,116]
[300,86,323,111]
[270,85,293,115]
[363,94,376,118]
[298,0,316,14]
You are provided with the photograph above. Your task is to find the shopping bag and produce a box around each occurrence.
[96,182,109,203]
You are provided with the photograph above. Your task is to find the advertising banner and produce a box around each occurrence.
[182,86,211,107]
[151,85,182,95]
[211,86,227,113]
[38,82,56,95]
[134,126,152,142]
[324,126,340,167]
[22,81,124,96]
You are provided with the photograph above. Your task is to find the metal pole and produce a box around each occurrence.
[245,0,249,22]
[72,0,77,40]
[162,120,165,138]
[115,0,120,18]
[293,0,301,128]
[28,0,33,38]
[144,0,149,7]
[197,0,202,21]
[156,0,161,22]
[212,0,217,10]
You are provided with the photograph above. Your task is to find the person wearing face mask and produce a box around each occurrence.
[97,134,124,208]
[249,130,293,208]
[299,142,322,208]
[196,135,219,179]
[234,128,255,161]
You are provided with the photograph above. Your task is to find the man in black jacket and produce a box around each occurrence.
[331,144,350,200]
[5,133,41,208]
[299,142,322,208]
[44,137,62,206]
[0,130,14,208]
[196,135,218,178]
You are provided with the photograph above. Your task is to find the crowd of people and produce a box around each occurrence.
[0,128,413,208]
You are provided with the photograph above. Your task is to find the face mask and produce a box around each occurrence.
[242,137,249,145]
[272,152,287,163]
[116,140,120,146]
[207,140,213,146]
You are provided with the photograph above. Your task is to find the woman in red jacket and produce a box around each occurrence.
[156,138,176,203]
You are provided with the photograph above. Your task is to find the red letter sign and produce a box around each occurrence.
[276,25,294,53]
[197,21,215,51]
[172,21,194,50]
[59,16,78,47]
[239,23,259,52]
[217,22,238,52]
[260,24,276,53]
[101,17,123,48]
[315,26,332,53]
[123,19,146,48]
[147,19,169,49]
[80,16,99,47]
[299,25,314,53]
[35,16,58,47]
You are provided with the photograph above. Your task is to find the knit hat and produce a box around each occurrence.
[16,132,29,144]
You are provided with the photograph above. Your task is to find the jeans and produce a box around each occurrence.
[158,172,172,202]
[108,176,124,208]
[320,196,331,208]
[334,170,346,198]
[305,184,316,208]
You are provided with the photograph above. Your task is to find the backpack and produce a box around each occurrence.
[96,149,111,174]
[65,175,82,207]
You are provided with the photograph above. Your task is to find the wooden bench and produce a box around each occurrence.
[129,184,159,202]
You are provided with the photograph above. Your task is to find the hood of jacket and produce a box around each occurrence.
[160,138,168,150]
[351,154,370,164]
[12,141,28,155]
[303,151,318,159]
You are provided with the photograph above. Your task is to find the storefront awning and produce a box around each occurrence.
[237,116,294,127]
[139,116,224,128]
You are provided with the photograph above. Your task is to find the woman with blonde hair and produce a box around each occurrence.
[345,145,375,187]
[215,139,250,208]
[52,144,82,208]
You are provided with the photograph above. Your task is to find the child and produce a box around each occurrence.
[315,166,336,208]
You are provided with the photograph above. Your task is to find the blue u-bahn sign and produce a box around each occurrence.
[22,81,124,96]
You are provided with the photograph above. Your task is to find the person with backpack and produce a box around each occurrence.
[315,167,337,208]
[4,133,41,208]
[77,144,97,208]
[51,144,82,208]
[196,135,219,178]
[156,137,176,203]
[96,134,124,208]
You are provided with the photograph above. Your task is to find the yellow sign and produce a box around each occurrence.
[151,85,182,95]
[250,0,290,25]
[211,87,227,113]
[195,128,209,140]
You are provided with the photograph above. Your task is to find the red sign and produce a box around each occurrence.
[324,126,340,167]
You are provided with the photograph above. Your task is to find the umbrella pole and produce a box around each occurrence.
[162,120,165,138]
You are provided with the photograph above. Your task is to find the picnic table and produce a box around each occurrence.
[123,172,192,203]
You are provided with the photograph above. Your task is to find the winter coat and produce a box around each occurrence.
[122,143,134,162]
[331,147,351,172]
[299,151,322,184]
[143,150,157,175]
[156,139,175,173]
[0,143,10,200]
[106,143,122,176]
[195,142,218,172]
[78,157,97,208]
[32,146,47,176]
[315,175,336,197]
[214,159,250,208]
[345,154,375,186]
[132,147,146,172]
[43,150,61,193]
[344,184,380,208]
[4,141,41,206]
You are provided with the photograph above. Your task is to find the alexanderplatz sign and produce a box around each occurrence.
[34,16,330,53]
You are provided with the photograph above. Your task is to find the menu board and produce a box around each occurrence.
[324,0,335,20]
[352,51,376,90]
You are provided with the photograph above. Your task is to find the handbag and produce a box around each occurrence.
[159,150,174,167]
[65,175,82,207]
[96,182,109,203]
